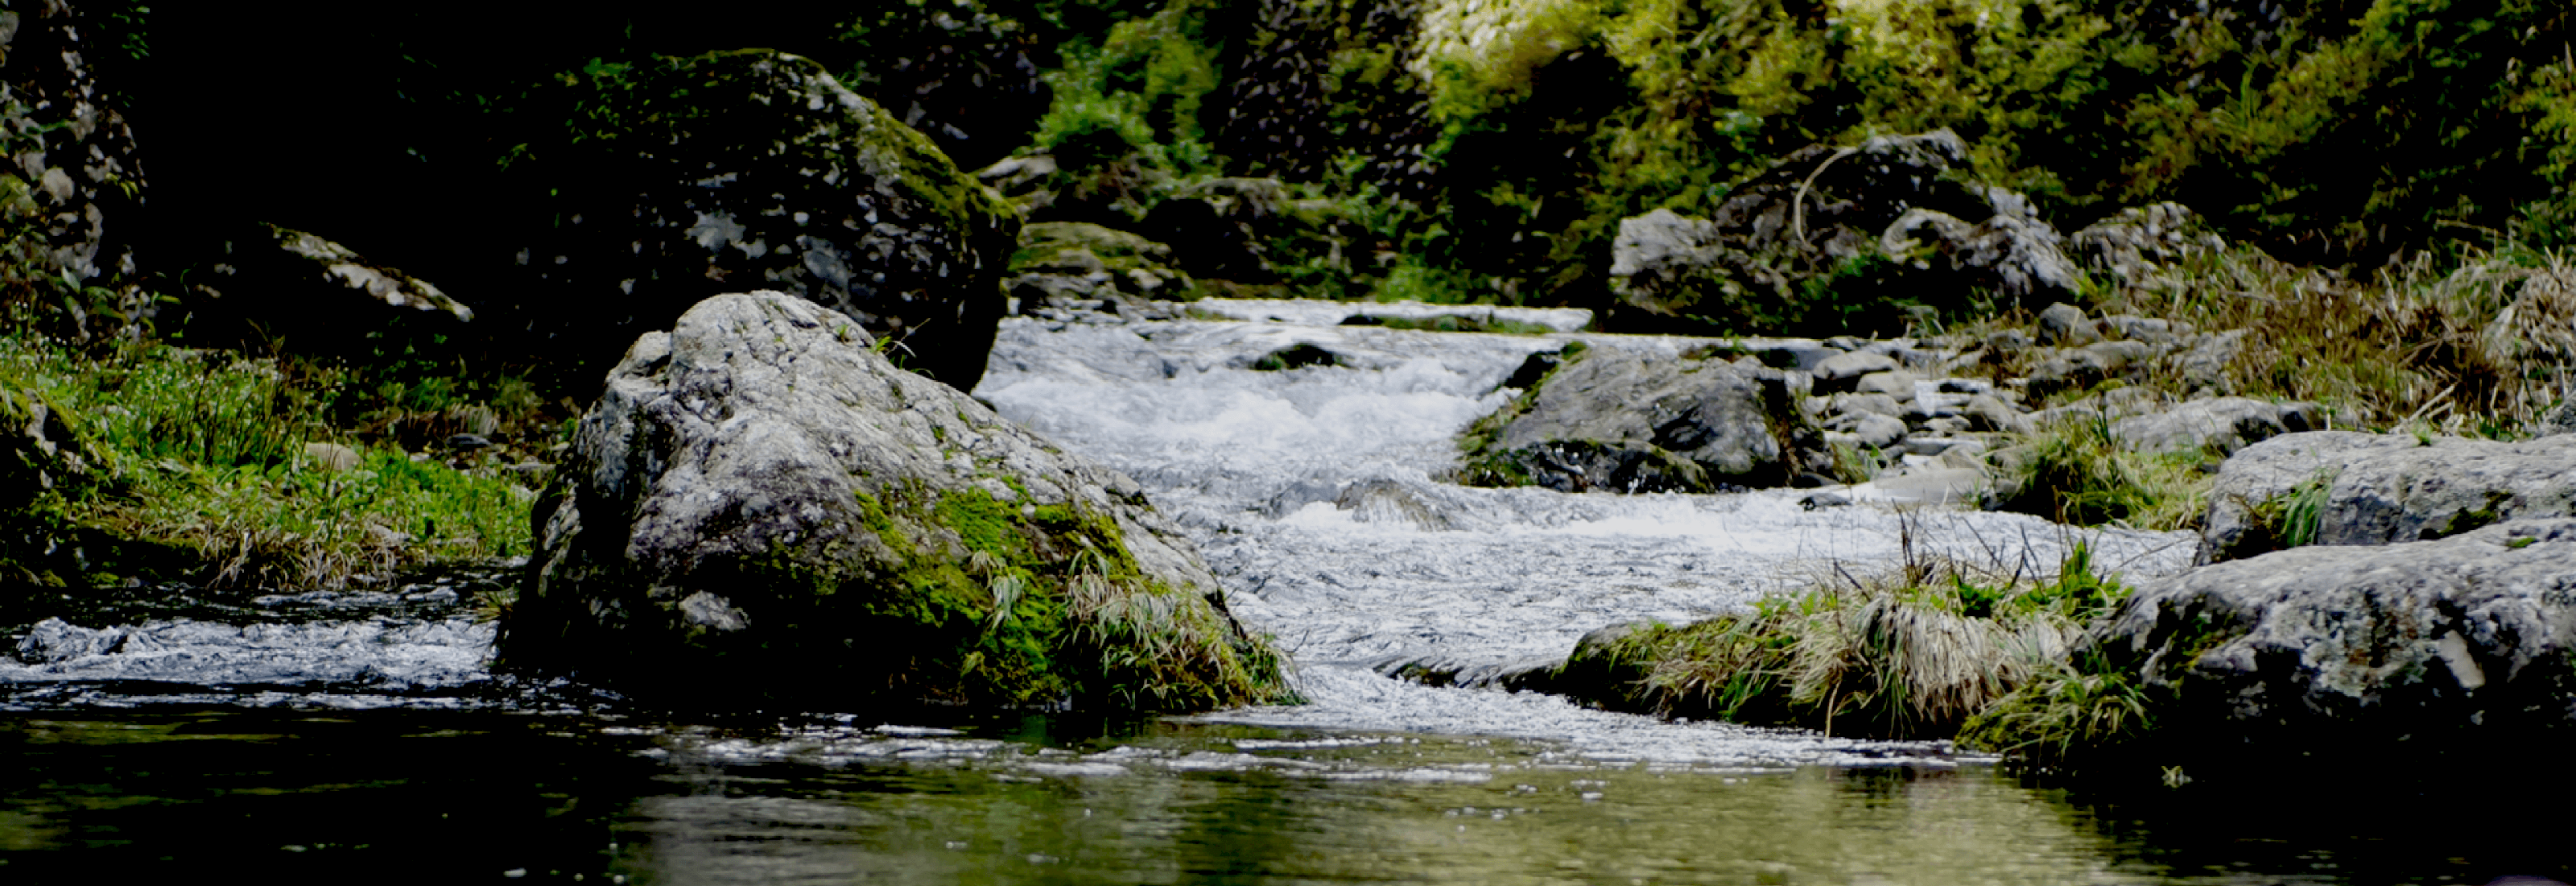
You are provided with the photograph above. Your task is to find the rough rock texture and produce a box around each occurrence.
[0,0,151,338]
[506,292,1286,711]
[1004,221,1189,315]
[2198,432,2576,564]
[510,50,1019,393]
[1607,130,2069,335]
[2090,519,2576,760]
[1459,346,1821,492]
[1880,201,2081,304]
[2104,395,2319,455]
[2068,202,2223,286]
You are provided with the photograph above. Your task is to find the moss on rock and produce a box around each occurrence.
[506,292,1292,713]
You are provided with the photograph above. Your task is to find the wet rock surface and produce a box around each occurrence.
[1463,346,1819,492]
[507,292,1282,710]
[2199,431,2576,564]
[2091,519,2576,760]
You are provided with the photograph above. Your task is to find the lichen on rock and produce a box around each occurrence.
[504,292,1290,712]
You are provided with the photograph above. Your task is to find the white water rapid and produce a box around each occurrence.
[976,300,2198,766]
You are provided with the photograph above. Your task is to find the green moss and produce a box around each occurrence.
[838,482,1292,711]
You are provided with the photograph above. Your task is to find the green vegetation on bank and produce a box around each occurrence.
[1575,544,2130,741]
[0,333,539,589]
[1031,0,2576,308]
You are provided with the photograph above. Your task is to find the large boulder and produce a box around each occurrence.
[2087,519,2576,764]
[506,49,1019,393]
[504,292,1290,711]
[1458,346,1822,492]
[1607,130,2073,335]
[2198,432,2576,564]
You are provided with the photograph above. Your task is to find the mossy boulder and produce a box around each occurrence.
[1003,222,1190,310]
[505,292,1290,712]
[1457,344,1824,492]
[506,49,1019,393]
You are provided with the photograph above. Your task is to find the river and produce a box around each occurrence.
[1,301,2562,884]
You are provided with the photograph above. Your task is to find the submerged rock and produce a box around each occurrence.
[2199,431,2576,564]
[504,292,1290,711]
[507,49,1019,393]
[1459,346,1820,492]
[2089,519,2576,762]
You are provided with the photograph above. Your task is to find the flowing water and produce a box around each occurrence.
[2,303,2565,884]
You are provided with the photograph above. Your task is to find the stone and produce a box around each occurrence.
[1607,130,2004,336]
[1462,348,1819,492]
[2198,431,2576,564]
[1837,412,1909,449]
[505,50,1019,393]
[1811,351,1901,391]
[1830,392,1904,418]
[0,2,151,341]
[1963,394,2034,435]
[1004,222,1189,314]
[2108,396,2318,455]
[505,292,1288,711]
[2086,519,2576,764]
[1880,207,2083,305]
[1852,370,1921,401]
[2165,329,2243,392]
[2035,303,2102,346]
[2067,202,2223,287]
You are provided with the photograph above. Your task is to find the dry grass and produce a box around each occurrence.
[2089,246,2574,436]
[1619,537,2124,739]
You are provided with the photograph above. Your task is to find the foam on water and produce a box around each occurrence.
[980,304,2198,763]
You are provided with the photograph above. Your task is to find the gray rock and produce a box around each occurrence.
[2109,396,2317,455]
[1812,351,1901,391]
[2172,329,2247,392]
[1004,222,1189,315]
[2199,431,2576,564]
[505,292,1286,710]
[1831,392,1905,418]
[2036,303,2101,346]
[2068,202,2224,286]
[2088,519,2576,759]
[1853,370,1922,401]
[1466,348,1818,492]
[1839,412,1909,449]
[1880,208,2083,305]
[507,50,1019,392]
[1963,394,2034,435]
[1607,130,2008,336]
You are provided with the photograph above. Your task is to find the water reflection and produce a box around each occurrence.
[4,710,2571,884]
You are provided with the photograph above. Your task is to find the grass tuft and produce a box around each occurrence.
[1608,541,2128,739]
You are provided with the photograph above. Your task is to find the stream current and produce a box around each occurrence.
[2,302,2564,884]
